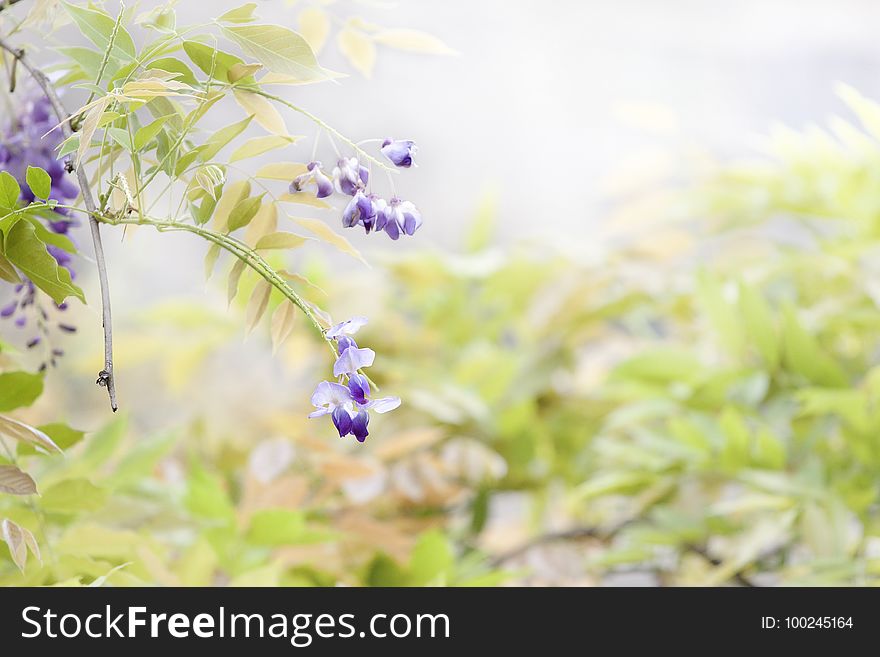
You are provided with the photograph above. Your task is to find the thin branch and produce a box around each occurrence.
[0,37,118,411]
[490,524,759,587]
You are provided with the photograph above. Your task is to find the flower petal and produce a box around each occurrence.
[333,347,376,376]
[366,396,401,414]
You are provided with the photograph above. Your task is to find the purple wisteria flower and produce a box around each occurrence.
[289,161,334,198]
[0,94,79,368]
[309,317,400,442]
[288,139,424,242]
[380,139,417,168]
[375,197,422,240]
[332,157,369,196]
[342,191,378,233]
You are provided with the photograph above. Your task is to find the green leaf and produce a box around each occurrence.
[63,2,136,61]
[739,283,779,369]
[3,221,85,305]
[184,461,235,524]
[408,530,454,585]
[134,114,174,151]
[0,372,43,412]
[217,3,258,23]
[229,135,295,162]
[287,215,366,264]
[363,554,409,586]
[221,24,328,82]
[146,57,199,86]
[203,243,221,280]
[227,195,265,232]
[0,171,21,210]
[0,252,20,284]
[24,217,77,254]
[58,46,104,80]
[781,306,847,387]
[42,479,108,513]
[198,114,253,162]
[25,167,51,200]
[28,422,86,454]
[183,41,255,84]
[254,231,309,250]
[105,127,134,152]
[246,509,333,546]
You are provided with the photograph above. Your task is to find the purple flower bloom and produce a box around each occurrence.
[375,197,422,240]
[333,157,369,196]
[289,161,334,199]
[308,316,400,442]
[381,139,417,168]
[351,410,370,442]
[342,191,378,232]
[333,342,376,376]
[347,373,401,413]
[326,316,369,338]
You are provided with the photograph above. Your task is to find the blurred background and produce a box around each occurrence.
[4,0,880,585]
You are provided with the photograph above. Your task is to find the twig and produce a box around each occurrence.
[0,37,118,411]
[491,524,759,587]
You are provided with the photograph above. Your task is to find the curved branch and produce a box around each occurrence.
[490,524,758,587]
[0,37,118,411]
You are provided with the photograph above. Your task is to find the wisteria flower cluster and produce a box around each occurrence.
[290,139,422,241]
[309,317,400,442]
[0,94,79,367]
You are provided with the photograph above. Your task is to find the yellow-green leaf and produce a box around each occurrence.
[298,7,330,53]
[230,135,297,162]
[233,89,288,135]
[245,279,272,334]
[254,231,309,250]
[255,162,308,181]
[288,215,367,264]
[221,24,328,82]
[270,301,296,353]
[212,180,251,232]
[227,258,247,306]
[337,27,376,78]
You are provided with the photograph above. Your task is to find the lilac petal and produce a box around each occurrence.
[380,139,416,168]
[333,346,376,376]
[314,169,334,198]
[358,165,369,185]
[348,373,371,405]
[311,380,352,408]
[384,217,401,240]
[356,192,375,221]
[332,406,353,437]
[1,301,17,318]
[403,211,421,236]
[342,194,361,228]
[351,410,370,442]
[335,335,358,353]
[308,408,331,418]
[326,316,368,339]
[366,396,401,414]
[289,172,311,193]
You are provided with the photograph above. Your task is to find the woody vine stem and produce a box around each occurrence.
[0,34,118,411]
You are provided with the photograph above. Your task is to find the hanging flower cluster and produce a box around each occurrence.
[290,138,422,241]
[309,317,400,442]
[0,94,79,367]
